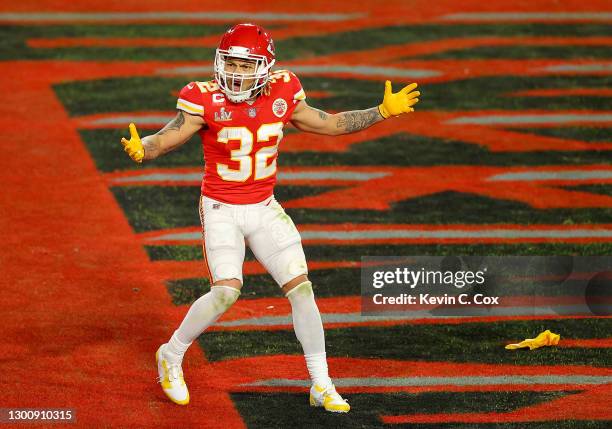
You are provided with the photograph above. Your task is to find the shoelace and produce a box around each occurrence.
[168,364,181,382]
[158,359,183,384]
[321,385,348,404]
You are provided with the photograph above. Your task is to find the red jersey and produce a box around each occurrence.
[176,70,306,204]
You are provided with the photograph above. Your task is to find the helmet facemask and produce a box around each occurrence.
[214,47,275,103]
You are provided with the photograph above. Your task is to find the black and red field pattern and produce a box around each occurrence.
[1,1,610,428]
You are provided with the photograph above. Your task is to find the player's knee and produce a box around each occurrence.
[272,245,308,287]
[284,279,313,299]
[282,274,308,294]
[213,263,241,283]
[210,284,241,312]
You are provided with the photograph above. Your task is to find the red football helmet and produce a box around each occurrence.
[214,23,276,103]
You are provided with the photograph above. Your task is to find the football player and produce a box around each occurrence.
[121,23,419,413]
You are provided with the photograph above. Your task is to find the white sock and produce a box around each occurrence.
[286,281,331,387]
[166,286,240,362]
[165,331,192,364]
[305,352,331,388]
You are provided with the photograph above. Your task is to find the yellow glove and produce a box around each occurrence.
[378,80,420,119]
[120,123,144,163]
[505,330,560,350]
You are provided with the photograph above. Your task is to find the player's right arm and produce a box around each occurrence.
[120,81,207,162]
[123,111,205,162]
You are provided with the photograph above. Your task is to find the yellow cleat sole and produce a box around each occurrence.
[309,395,350,413]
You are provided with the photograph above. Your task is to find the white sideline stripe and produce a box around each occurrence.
[446,113,612,125]
[215,306,604,327]
[489,170,612,181]
[245,375,612,388]
[538,63,612,73]
[0,12,365,22]
[112,171,388,184]
[440,12,612,21]
[157,65,442,78]
[145,228,612,242]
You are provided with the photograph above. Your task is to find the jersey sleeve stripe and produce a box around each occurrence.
[294,88,306,101]
[177,98,204,115]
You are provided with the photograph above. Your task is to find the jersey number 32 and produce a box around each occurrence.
[216,122,283,182]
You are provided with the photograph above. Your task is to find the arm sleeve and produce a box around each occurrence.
[176,82,204,116]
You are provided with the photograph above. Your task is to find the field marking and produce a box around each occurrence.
[156,64,442,78]
[0,11,365,22]
[112,170,389,184]
[90,115,174,125]
[145,227,612,243]
[488,170,612,181]
[509,88,612,98]
[447,113,612,126]
[245,375,612,387]
[214,305,605,327]
[440,12,612,22]
[28,35,612,50]
[536,63,612,73]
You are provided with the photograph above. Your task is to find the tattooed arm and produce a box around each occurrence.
[290,101,384,136]
[141,110,205,160]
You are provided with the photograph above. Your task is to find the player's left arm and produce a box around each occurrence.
[290,80,419,136]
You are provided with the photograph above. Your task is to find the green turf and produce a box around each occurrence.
[232,391,574,429]
[510,127,611,143]
[287,192,612,225]
[404,423,611,429]
[146,245,204,261]
[418,46,612,60]
[80,128,611,173]
[165,267,363,304]
[56,74,612,117]
[110,186,202,232]
[111,186,340,232]
[57,78,189,117]
[4,23,611,61]
[147,242,612,263]
[278,133,611,167]
[79,130,203,172]
[563,184,612,197]
[112,185,612,231]
[112,185,338,232]
[200,318,612,364]
[0,24,226,61]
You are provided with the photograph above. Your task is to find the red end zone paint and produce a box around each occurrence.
[0,62,245,428]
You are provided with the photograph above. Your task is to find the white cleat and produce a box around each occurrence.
[156,344,189,405]
[309,383,350,413]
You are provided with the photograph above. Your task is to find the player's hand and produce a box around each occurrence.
[378,81,420,119]
[120,123,145,163]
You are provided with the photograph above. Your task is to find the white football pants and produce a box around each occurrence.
[199,195,308,286]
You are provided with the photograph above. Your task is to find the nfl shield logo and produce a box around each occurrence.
[248,107,257,118]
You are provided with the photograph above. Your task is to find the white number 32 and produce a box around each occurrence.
[216,122,284,182]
